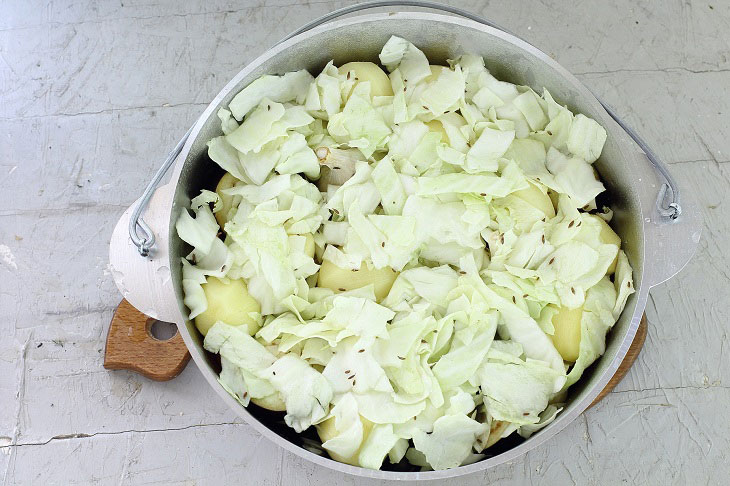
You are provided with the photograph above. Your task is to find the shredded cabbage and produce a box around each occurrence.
[177,36,635,471]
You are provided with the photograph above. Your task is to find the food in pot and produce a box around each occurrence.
[338,62,393,98]
[175,36,634,471]
[317,259,398,302]
[214,172,240,227]
[193,276,261,337]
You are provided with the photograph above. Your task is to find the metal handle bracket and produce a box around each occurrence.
[129,125,194,257]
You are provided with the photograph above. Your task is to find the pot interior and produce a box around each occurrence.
[169,13,644,472]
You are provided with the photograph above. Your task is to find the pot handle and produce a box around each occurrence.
[109,182,182,323]
[128,125,194,258]
[627,144,702,289]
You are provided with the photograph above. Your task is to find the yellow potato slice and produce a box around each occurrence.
[215,172,239,228]
[194,277,261,337]
[251,394,287,412]
[317,260,398,302]
[316,414,374,466]
[586,214,622,274]
[338,62,393,98]
[512,182,556,218]
[549,304,583,362]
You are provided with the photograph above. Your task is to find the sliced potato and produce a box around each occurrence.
[338,62,393,99]
[215,172,239,228]
[317,259,398,302]
[316,414,374,465]
[587,214,621,274]
[549,304,583,362]
[512,182,556,218]
[251,393,287,412]
[194,277,261,337]
[593,215,621,246]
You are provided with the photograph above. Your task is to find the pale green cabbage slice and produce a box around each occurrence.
[379,35,431,85]
[416,168,527,197]
[218,356,251,406]
[236,142,280,185]
[546,147,605,207]
[229,69,313,120]
[402,196,486,249]
[465,126,515,172]
[387,120,441,173]
[613,250,635,319]
[512,90,548,131]
[420,65,466,117]
[355,391,427,425]
[371,155,407,215]
[226,101,314,155]
[412,411,488,470]
[358,424,401,470]
[204,322,276,373]
[388,438,409,464]
[217,108,240,135]
[478,358,566,425]
[324,296,394,346]
[345,203,417,271]
[394,266,459,309]
[275,132,320,179]
[465,274,565,372]
[223,173,291,204]
[268,354,333,432]
[432,313,497,389]
[304,61,343,119]
[385,305,435,338]
[181,259,208,319]
[567,114,608,163]
[328,83,391,158]
[176,204,218,255]
[207,136,249,182]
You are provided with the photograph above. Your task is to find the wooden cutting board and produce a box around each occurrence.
[103,299,190,381]
[104,298,647,405]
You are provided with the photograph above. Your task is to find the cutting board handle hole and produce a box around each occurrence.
[147,319,178,341]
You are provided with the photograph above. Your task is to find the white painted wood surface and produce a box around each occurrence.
[1,0,728,484]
